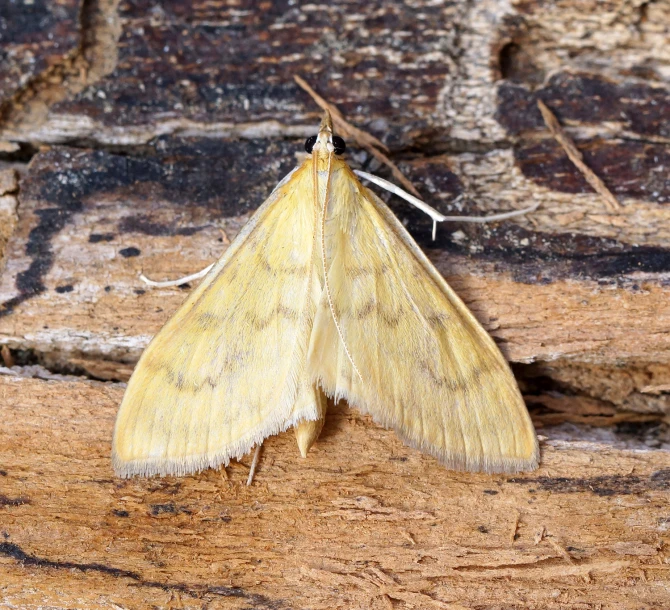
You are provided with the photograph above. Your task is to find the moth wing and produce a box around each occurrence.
[308,168,539,473]
[113,164,321,477]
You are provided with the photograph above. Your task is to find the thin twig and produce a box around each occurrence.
[294,75,423,199]
[537,99,621,211]
[246,444,262,486]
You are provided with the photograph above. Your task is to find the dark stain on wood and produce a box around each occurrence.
[150,502,175,515]
[0,205,72,317]
[414,219,670,283]
[89,233,116,243]
[146,479,182,495]
[34,139,297,213]
[515,138,670,204]
[399,158,464,202]
[118,215,206,237]
[496,72,670,204]
[0,540,143,579]
[150,502,185,516]
[511,469,670,496]
[0,541,291,606]
[0,494,30,507]
[498,72,670,139]
[53,0,461,147]
[118,247,141,258]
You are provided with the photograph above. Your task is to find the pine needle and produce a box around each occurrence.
[537,99,621,211]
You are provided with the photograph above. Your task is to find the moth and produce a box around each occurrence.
[112,112,539,479]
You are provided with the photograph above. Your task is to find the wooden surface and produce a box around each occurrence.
[0,0,669,607]
[2,375,670,609]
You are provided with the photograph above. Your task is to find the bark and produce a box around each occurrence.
[0,0,668,607]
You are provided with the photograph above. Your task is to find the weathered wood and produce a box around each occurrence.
[1,374,669,609]
[0,0,668,606]
[0,0,81,102]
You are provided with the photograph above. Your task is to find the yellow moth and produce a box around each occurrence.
[112,112,539,479]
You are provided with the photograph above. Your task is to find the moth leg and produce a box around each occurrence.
[353,169,539,240]
[293,386,328,458]
[139,263,215,288]
[246,444,263,486]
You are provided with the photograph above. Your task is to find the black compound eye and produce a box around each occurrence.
[304,135,318,154]
[332,135,346,155]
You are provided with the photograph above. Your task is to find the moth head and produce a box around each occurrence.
[305,111,346,158]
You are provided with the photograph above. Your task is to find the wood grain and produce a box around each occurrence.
[0,0,668,606]
[1,374,669,609]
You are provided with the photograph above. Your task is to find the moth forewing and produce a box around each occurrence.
[112,160,325,478]
[307,165,539,474]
